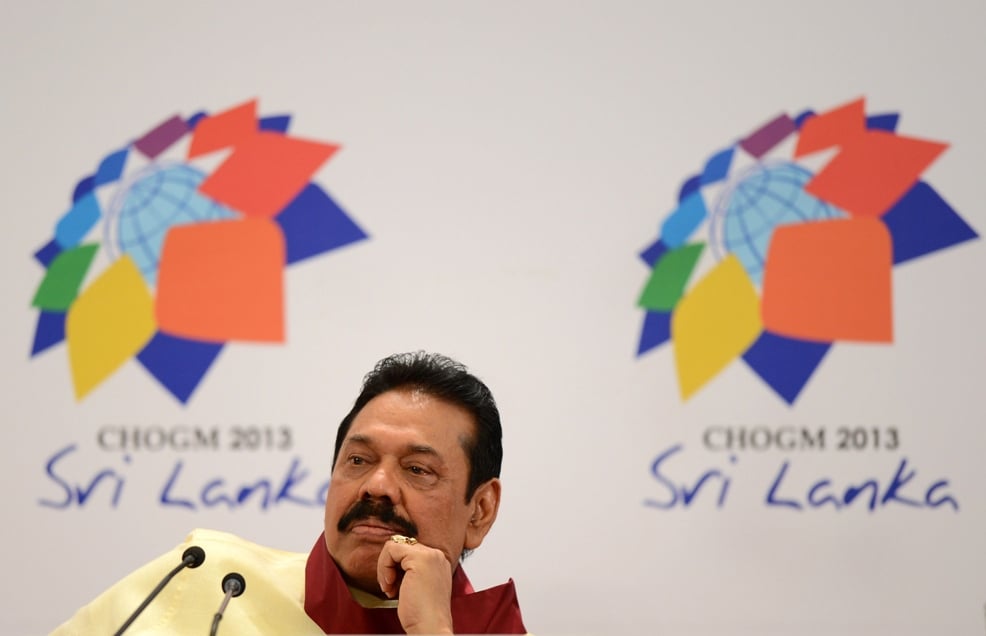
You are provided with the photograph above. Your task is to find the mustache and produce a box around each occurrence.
[337,498,418,537]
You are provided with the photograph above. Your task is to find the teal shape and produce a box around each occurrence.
[660,192,707,248]
[55,193,101,249]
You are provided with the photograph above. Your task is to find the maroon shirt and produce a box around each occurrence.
[304,533,526,634]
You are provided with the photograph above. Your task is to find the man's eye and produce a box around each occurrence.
[407,465,428,475]
[348,456,365,465]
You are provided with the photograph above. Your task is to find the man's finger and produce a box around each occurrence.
[377,536,417,598]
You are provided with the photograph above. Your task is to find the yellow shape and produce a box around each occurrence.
[66,256,156,400]
[672,255,762,400]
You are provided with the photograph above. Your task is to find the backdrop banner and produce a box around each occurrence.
[2,2,984,635]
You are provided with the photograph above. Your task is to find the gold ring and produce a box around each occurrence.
[390,534,418,545]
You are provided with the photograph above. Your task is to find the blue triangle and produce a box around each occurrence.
[259,115,291,133]
[637,311,671,356]
[31,311,66,356]
[137,332,223,404]
[34,240,62,268]
[72,175,96,202]
[639,238,668,268]
[883,181,978,265]
[743,331,830,405]
[866,112,899,132]
[276,183,368,264]
[678,174,702,202]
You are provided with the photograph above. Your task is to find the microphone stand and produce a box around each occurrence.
[209,572,246,636]
[113,546,205,636]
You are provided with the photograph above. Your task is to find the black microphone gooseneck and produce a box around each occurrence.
[113,545,206,636]
[209,572,246,636]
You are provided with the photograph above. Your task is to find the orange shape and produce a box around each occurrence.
[794,97,866,157]
[156,219,285,342]
[805,131,947,217]
[761,218,893,342]
[188,99,258,158]
[198,132,338,218]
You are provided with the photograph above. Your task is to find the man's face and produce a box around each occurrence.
[323,388,485,593]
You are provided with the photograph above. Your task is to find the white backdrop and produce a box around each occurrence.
[2,1,985,634]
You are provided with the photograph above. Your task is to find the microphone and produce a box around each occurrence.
[209,572,246,636]
[113,546,206,636]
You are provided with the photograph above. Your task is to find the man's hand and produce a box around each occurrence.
[377,536,454,634]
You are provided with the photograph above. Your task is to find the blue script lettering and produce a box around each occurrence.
[765,457,959,512]
[39,444,130,509]
[39,444,330,511]
[644,444,736,509]
[160,458,329,511]
[643,445,960,513]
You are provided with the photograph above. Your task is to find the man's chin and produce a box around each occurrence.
[334,540,386,592]
[339,558,385,595]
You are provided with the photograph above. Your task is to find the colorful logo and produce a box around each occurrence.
[30,99,368,403]
[636,98,977,404]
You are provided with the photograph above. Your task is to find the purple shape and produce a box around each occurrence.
[639,238,668,267]
[637,311,671,356]
[31,311,66,356]
[679,174,702,202]
[275,183,369,264]
[187,111,208,128]
[794,110,815,129]
[866,113,899,132]
[700,147,734,185]
[883,181,978,264]
[740,114,796,158]
[34,240,62,267]
[742,331,830,405]
[94,147,128,185]
[134,115,189,159]
[137,332,223,404]
[72,175,96,202]
[260,115,291,133]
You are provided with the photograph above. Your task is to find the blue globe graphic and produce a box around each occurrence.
[710,161,845,285]
[106,163,237,286]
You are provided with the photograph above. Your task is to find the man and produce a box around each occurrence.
[51,352,526,635]
[307,351,526,634]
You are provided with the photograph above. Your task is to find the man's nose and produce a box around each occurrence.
[359,462,401,502]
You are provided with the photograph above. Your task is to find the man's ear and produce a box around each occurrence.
[464,478,501,550]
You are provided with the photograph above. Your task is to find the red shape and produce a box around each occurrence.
[761,218,893,343]
[188,99,258,158]
[805,131,947,217]
[156,219,285,342]
[197,132,338,218]
[794,97,866,157]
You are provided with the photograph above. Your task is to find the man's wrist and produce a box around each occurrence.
[405,613,453,634]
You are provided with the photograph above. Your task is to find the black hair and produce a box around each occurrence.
[332,351,503,501]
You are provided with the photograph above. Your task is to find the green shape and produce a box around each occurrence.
[32,243,100,311]
[637,242,705,311]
